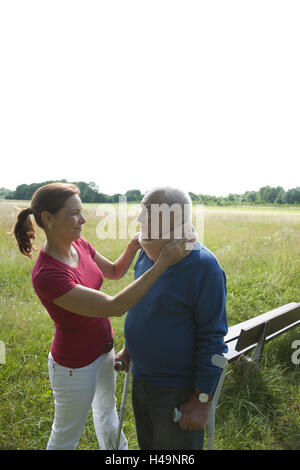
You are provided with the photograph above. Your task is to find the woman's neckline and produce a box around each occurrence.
[41,242,80,269]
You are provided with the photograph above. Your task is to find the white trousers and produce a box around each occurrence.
[47,349,128,450]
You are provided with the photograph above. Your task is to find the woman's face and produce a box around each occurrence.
[48,194,86,241]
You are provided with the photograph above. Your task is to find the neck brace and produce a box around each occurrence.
[138,220,198,245]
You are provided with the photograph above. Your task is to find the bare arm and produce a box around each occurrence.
[53,238,189,318]
[93,234,141,280]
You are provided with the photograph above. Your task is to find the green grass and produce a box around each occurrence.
[0,200,299,449]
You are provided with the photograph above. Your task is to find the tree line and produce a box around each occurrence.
[1,180,300,206]
[1,181,144,204]
[189,186,300,206]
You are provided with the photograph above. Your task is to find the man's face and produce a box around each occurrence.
[137,198,152,240]
[137,194,179,241]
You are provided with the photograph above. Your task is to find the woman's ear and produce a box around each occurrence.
[40,210,53,229]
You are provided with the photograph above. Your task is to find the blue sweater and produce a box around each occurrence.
[124,242,228,394]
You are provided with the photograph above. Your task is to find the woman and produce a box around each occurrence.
[13,182,190,450]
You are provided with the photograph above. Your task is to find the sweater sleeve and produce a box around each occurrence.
[192,268,228,394]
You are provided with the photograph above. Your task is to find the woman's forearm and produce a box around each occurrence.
[110,238,189,316]
[53,258,167,318]
[93,241,139,280]
[112,242,138,279]
[108,260,167,316]
[53,238,187,318]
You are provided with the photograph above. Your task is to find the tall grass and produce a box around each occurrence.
[0,200,299,449]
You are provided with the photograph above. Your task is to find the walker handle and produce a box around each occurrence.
[173,407,183,422]
[114,361,125,372]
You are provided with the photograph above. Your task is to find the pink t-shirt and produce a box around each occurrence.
[32,238,113,368]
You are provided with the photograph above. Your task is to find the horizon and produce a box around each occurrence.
[1,179,298,199]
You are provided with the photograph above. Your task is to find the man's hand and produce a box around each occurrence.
[179,395,212,431]
[115,346,131,372]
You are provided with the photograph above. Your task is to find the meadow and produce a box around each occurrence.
[0,200,299,450]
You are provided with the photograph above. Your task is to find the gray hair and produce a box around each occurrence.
[143,186,192,208]
[142,186,193,229]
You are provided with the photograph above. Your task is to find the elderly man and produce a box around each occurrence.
[116,187,228,450]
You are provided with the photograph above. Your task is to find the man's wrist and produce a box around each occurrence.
[193,390,213,402]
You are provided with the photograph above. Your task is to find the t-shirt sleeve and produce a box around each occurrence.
[33,267,77,302]
[78,238,96,259]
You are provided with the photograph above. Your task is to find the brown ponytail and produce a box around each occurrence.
[14,208,36,258]
[13,182,80,258]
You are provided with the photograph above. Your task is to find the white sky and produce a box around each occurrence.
[0,0,299,197]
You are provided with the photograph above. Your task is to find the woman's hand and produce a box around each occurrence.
[129,232,142,252]
[157,238,193,268]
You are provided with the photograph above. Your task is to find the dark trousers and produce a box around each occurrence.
[132,376,204,450]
